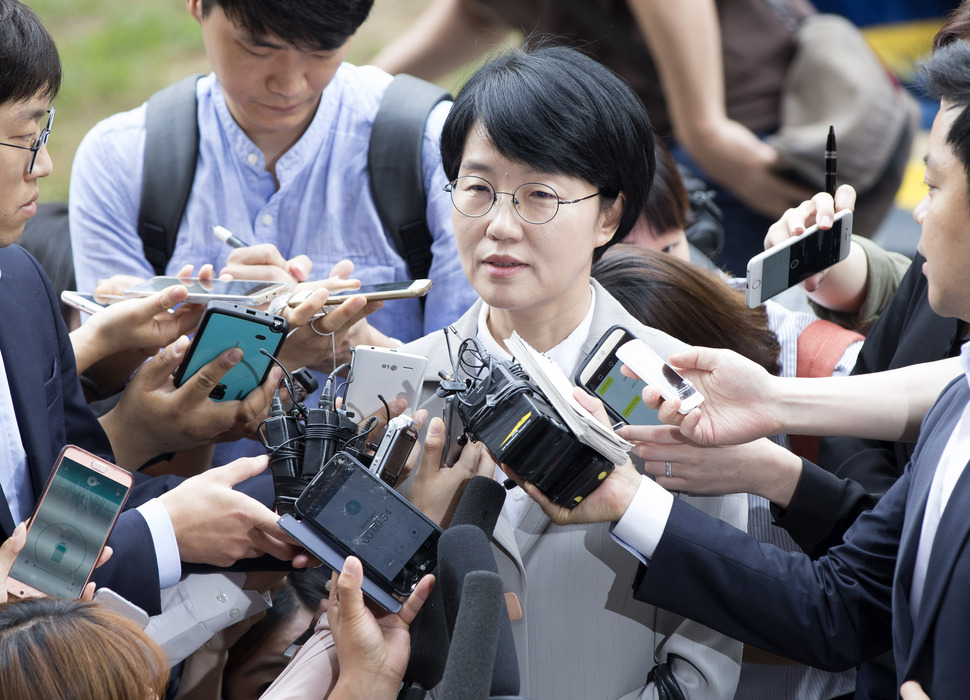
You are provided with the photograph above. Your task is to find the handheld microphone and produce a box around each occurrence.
[437,571,505,700]
[302,385,357,480]
[397,585,450,700]
[262,395,305,515]
[438,525,520,697]
[449,475,507,537]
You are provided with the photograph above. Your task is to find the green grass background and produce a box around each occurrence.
[26,0,436,202]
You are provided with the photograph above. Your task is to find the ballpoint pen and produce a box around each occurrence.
[212,225,248,249]
[825,125,837,198]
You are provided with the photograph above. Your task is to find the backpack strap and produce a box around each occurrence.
[368,74,451,283]
[137,74,204,276]
[789,319,864,462]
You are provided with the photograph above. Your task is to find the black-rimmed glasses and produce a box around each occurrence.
[444,175,601,225]
[0,107,54,174]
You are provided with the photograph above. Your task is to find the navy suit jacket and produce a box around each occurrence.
[0,244,186,613]
[634,374,970,699]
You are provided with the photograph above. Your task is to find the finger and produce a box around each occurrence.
[0,522,27,579]
[237,367,282,426]
[417,417,446,477]
[213,455,271,486]
[135,336,191,389]
[95,274,144,299]
[833,184,856,213]
[327,259,355,280]
[571,387,614,429]
[178,346,246,400]
[398,573,435,626]
[811,191,837,230]
[309,295,371,334]
[176,264,195,280]
[336,556,367,618]
[80,582,98,602]
[285,288,331,327]
[148,285,190,315]
[94,545,113,569]
[197,263,216,283]
[285,255,313,283]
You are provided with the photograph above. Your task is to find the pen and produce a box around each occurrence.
[824,125,837,198]
[212,225,248,249]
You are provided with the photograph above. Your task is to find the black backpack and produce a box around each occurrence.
[137,73,450,282]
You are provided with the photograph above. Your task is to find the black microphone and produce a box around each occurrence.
[450,475,507,537]
[438,525,520,697]
[437,570,505,700]
[397,584,450,700]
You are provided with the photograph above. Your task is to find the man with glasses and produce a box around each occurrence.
[0,107,52,175]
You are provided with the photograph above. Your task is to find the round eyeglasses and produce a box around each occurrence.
[444,175,601,225]
[0,107,54,174]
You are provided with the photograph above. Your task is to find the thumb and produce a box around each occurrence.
[0,522,27,579]
[214,455,270,486]
[418,417,446,474]
[666,346,709,373]
[149,284,190,315]
[137,336,191,387]
[327,259,355,280]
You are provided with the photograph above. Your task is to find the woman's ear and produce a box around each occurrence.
[595,191,627,247]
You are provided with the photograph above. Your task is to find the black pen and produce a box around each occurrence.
[825,125,837,198]
[212,225,248,249]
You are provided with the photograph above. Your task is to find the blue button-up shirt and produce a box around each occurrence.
[69,65,476,343]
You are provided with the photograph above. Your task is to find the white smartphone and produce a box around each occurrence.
[60,290,109,316]
[343,345,428,420]
[616,339,704,414]
[122,276,288,306]
[288,279,433,308]
[5,446,133,600]
[745,209,853,307]
[575,325,664,428]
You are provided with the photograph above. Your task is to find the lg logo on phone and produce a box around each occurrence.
[381,364,398,371]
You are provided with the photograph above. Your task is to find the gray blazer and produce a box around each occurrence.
[404,281,745,700]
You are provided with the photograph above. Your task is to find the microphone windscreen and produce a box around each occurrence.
[438,525,520,696]
[399,583,449,696]
[437,571,504,700]
[449,475,506,536]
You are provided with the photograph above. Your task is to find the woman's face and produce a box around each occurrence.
[453,126,620,322]
[623,215,691,261]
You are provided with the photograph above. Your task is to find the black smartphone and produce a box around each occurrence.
[295,451,441,597]
[574,325,663,427]
[173,301,289,401]
[5,446,132,600]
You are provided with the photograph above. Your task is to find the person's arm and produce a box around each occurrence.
[625,0,811,218]
[369,0,510,80]
[642,347,962,446]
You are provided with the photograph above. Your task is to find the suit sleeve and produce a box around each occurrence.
[633,470,906,671]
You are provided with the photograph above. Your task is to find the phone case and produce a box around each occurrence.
[616,339,704,414]
[173,301,289,401]
[5,446,132,600]
[343,345,428,420]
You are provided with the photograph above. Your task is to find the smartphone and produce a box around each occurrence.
[5,446,132,600]
[60,290,108,316]
[123,276,289,306]
[343,345,428,420]
[172,301,289,401]
[615,339,704,414]
[575,326,664,427]
[294,451,441,597]
[288,279,433,308]
[745,209,853,307]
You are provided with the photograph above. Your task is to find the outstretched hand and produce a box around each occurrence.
[328,556,434,700]
[630,346,782,446]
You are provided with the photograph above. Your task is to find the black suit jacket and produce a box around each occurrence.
[0,244,184,613]
[635,375,970,698]
[773,254,965,558]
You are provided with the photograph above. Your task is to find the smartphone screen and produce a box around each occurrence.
[577,327,662,426]
[296,452,440,595]
[8,451,131,599]
[173,302,288,401]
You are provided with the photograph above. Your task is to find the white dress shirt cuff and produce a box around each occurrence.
[137,498,182,589]
[610,474,674,563]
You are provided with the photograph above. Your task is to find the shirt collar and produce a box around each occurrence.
[475,284,597,372]
[961,341,970,390]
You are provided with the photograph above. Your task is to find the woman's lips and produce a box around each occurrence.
[482,256,526,277]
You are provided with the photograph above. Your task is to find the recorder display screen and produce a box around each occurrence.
[302,460,435,583]
[10,457,128,598]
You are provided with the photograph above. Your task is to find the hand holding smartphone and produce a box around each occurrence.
[287,279,433,309]
[745,209,853,307]
[616,339,704,414]
[343,345,428,420]
[5,446,132,600]
[123,276,289,306]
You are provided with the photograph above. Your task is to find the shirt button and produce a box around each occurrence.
[229,608,241,618]
[261,214,273,225]
[216,593,228,603]
[247,153,259,165]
